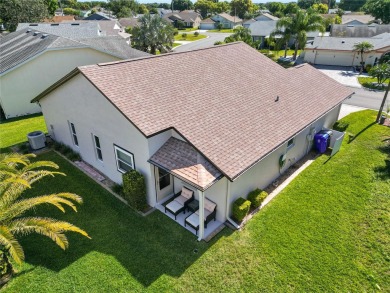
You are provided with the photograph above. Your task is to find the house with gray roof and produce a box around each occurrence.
[211,13,242,29]
[341,14,375,25]
[84,12,113,21]
[199,18,216,30]
[254,13,279,21]
[31,42,353,240]
[331,24,390,38]
[0,28,149,119]
[163,11,202,28]
[303,33,390,66]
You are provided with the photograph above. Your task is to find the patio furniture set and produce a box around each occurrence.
[164,186,217,235]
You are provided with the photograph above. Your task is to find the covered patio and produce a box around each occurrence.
[149,137,225,240]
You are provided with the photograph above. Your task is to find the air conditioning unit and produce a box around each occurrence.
[27,131,46,150]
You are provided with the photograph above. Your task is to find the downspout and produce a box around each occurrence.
[225,179,240,229]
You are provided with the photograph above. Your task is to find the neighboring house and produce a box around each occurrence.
[17,21,130,42]
[249,20,325,49]
[32,43,353,240]
[211,13,242,29]
[0,29,149,119]
[163,11,202,28]
[118,17,140,29]
[331,24,390,38]
[303,33,390,66]
[84,12,113,21]
[243,19,256,29]
[199,18,216,30]
[342,14,375,25]
[254,13,279,21]
[44,15,76,22]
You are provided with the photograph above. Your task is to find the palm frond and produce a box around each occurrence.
[0,226,24,265]
[21,160,59,172]
[9,217,91,250]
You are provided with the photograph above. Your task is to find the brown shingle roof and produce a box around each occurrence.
[39,43,354,180]
[217,12,242,23]
[149,137,222,190]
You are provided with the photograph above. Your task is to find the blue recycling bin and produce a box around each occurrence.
[314,131,330,154]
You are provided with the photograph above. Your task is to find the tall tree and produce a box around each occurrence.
[353,41,374,73]
[194,0,215,18]
[297,0,320,10]
[132,14,175,55]
[0,153,89,282]
[230,0,255,20]
[311,3,328,14]
[363,0,390,24]
[108,0,138,18]
[276,9,325,60]
[172,0,194,11]
[267,2,286,16]
[284,2,300,15]
[375,64,390,122]
[44,0,59,16]
[339,0,367,11]
[0,0,48,32]
[224,26,254,46]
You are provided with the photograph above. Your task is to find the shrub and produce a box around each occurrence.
[53,141,62,151]
[66,151,81,162]
[182,33,187,39]
[122,169,148,211]
[247,188,268,209]
[19,143,29,154]
[214,41,223,45]
[173,29,179,35]
[111,183,123,195]
[194,31,199,36]
[365,64,372,73]
[333,121,349,132]
[233,197,251,222]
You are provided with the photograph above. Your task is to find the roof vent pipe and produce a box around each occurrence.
[26,29,31,33]
[33,31,40,36]
[41,34,49,39]
[275,96,279,102]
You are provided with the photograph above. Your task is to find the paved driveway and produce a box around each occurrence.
[173,32,232,52]
[314,65,363,88]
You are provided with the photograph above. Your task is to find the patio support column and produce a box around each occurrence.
[198,190,205,241]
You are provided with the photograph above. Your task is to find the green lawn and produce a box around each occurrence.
[0,114,47,151]
[173,42,181,48]
[177,27,198,32]
[2,110,390,292]
[208,29,234,33]
[358,76,389,90]
[174,33,207,41]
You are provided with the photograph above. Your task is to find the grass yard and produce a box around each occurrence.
[358,76,389,91]
[0,114,47,152]
[174,33,207,41]
[173,42,181,48]
[2,110,390,292]
[177,27,198,32]
[208,29,234,33]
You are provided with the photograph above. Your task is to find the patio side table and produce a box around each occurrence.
[187,199,199,213]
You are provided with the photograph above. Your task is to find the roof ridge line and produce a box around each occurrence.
[95,41,245,67]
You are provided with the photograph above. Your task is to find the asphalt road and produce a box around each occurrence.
[344,87,387,110]
[173,32,232,52]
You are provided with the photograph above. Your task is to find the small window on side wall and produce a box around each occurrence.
[93,135,103,161]
[287,138,295,150]
[114,145,134,173]
[69,122,78,146]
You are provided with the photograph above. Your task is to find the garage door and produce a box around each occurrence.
[200,23,215,30]
[315,51,355,66]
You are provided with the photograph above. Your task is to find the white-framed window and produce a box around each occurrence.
[287,138,295,150]
[69,122,78,146]
[114,145,134,173]
[93,135,103,161]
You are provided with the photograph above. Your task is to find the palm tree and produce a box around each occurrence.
[0,153,89,282]
[276,9,325,60]
[131,14,175,55]
[270,26,293,58]
[353,41,374,74]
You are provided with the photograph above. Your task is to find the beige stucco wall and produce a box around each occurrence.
[39,74,158,205]
[0,48,120,119]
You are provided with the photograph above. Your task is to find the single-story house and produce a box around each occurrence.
[303,33,390,66]
[254,13,279,22]
[32,42,353,240]
[341,14,375,25]
[211,13,242,29]
[0,29,149,119]
[199,18,216,30]
[331,24,390,38]
[163,11,202,28]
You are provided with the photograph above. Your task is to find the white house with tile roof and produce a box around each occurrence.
[0,28,149,119]
[32,43,353,240]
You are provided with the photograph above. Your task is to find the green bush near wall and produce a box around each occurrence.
[122,170,148,211]
[247,188,268,209]
[233,197,251,222]
[333,121,349,132]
